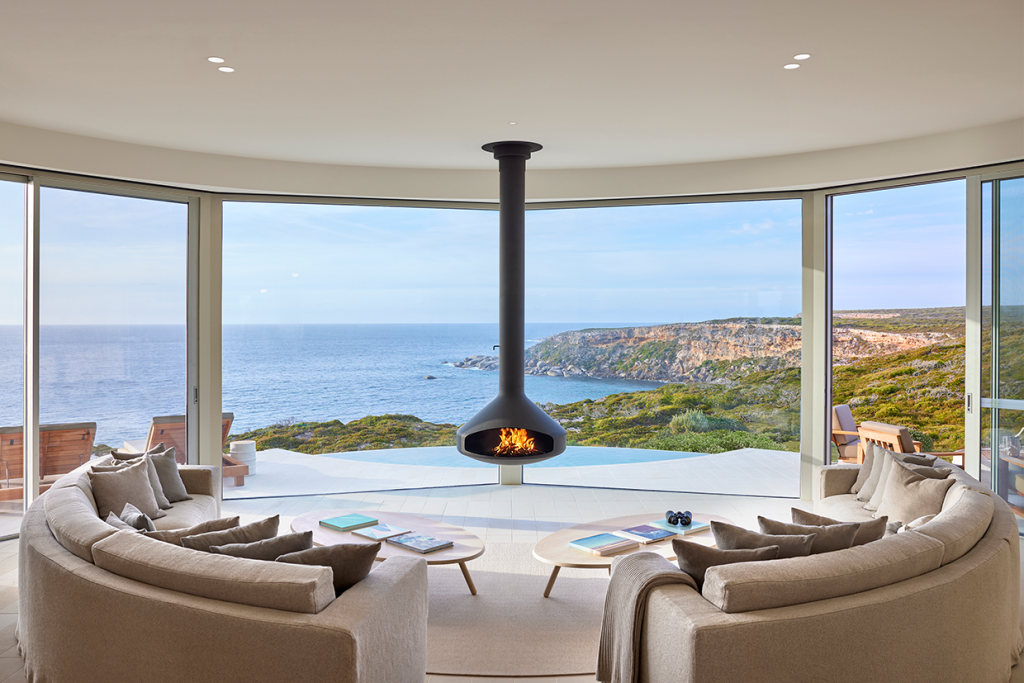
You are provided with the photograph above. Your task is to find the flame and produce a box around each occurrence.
[493,428,543,456]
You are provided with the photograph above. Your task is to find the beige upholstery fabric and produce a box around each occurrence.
[816,493,874,522]
[118,502,156,532]
[92,531,336,614]
[152,494,218,531]
[148,449,192,503]
[702,531,945,613]
[211,531,313,560]
[43,485,117,563]
[914,487,996,565]
[181,515,279,552]
[278,542,382,595]
[105,512,140,533]
[857,443,887,502]
[710,520,814,559]
[850,441,874,494]
[92,456,171,509]
[757,517,859,554]
[875,462,956,523]
[19,493,429,683]
[145,516,239,545]
[865,450,897,511]
[815,465,860,501]
[672,539,779,589]
[176,465,220,500]
[791,508,887,546]
[88,459,166,520]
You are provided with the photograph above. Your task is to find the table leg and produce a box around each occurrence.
[543,565,561,598]
[459,561,477,595]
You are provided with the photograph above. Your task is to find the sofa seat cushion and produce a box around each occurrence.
[91,531,336,614]
[702,530,945,613]
[914,486,995,565]
[151,494,218,531]
[815,494,874,523]
[43,485,118,563]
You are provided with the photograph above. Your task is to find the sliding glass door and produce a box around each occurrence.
[982,176,1024,532]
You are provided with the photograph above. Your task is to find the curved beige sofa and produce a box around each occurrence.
[17,457,428,683]
[634,464,1023,683]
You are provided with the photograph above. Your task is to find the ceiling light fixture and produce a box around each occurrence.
[208,57,225,63]
[793,53,811,60]
[218,66,235,73]
[784,64,800,70]
[509,122,517,125]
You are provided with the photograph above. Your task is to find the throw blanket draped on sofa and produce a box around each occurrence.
[597,552,697,683]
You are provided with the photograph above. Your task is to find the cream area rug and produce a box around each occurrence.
[427,542,607,677]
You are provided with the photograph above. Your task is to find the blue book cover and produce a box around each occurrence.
[352,523,411,540]
[569,532,638,555]
[319,513,379,532]
[386,533,453,553]
[650,519,710,536]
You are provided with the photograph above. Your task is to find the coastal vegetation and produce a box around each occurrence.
[232,307,978,456]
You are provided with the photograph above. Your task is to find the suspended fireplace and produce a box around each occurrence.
[456,141,567,468]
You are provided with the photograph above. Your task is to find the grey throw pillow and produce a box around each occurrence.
[93,456,172,510]
[671,538,779,589]
[277,542,381,596]
[105,511,142,533]
[210,531,314,560]
[790,508,887,546]
[856,443,887,502]
[875,462,955,523]
[898,514,937,533]
[710,520,814,559]
[148,449,192,503]
[181,515,280,552]
[850,444,875,495]
[145,516,240,545]
[119,502,157,532]
[110,442,166,459]
[865,451,898,511]
[88,459,166,521]
[757,516,859,554]
[897,460,952,480]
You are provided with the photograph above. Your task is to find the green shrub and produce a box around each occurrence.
[647,429,789,454]
[670,409,710,434]
[908,429,935,452]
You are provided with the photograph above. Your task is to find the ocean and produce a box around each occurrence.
[0,324,662,448]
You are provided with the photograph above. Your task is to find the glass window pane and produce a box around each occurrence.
[523,199,803,496]
[832,180,967,458]
[998,178,1023,401]
[40,188,187,468]
[0,180,24,532]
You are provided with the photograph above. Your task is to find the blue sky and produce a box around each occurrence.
[0,178,971,325]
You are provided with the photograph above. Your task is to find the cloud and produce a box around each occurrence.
[729,219,776,235]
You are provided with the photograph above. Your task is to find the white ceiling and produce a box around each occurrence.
[1,0,1021,171]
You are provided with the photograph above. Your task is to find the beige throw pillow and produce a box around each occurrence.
[145,516,240,545]
[856,443,887,502]
[672,539,779,589]
[790,508,887,545]
[181,515,280,552]
[148,449,191,503]
[710,520,815,559]
[110,442,166,460]
[850,444,875,495]
[119,502,156,532]
[277,542,381,596]
[105,512,141,533]
[865,451,898,511]
[875,462,955,522]
[210,531,313,561]
[92,456,172,510]
[757,516,859,554]
[88,459,166,520]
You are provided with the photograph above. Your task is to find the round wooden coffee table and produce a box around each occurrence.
[291,509,486,594]
[532,512,729,597]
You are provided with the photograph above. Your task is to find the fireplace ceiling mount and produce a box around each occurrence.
[456,141,567,466]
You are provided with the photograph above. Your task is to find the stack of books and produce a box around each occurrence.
[614,524,676,544]
[385,533,453,554]
[319,513,379,532]
[649,518,710,536]
[318,514,454,554]
[569,532,639,556]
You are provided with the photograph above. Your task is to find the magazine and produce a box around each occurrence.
[614,524,676,544]
[352,523,411,541]
[568,532,639,556]
[386,533,453,554]
[319,513,379,532]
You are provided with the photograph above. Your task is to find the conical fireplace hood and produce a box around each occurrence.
[456,141,567,465]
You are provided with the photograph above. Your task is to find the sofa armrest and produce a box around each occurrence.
[815,465,860,502]
[314,556,428,683]
[178,465,220,500]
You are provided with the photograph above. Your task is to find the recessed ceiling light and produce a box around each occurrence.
[218,66,235,73]
[208,57,225,63]
[509,122,517,125]
[793,54,811,60]
[784,64,800,70]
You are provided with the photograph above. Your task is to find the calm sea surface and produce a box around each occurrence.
[0,324,662,448]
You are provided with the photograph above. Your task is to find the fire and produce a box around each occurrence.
[493,428,543,456]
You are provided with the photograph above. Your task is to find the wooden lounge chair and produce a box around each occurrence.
[831,404,863,463]
[857,420,965,467]
[146,413,248,486]
[0,422,96,501]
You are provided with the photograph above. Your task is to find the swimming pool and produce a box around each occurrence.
[322,445,706,468]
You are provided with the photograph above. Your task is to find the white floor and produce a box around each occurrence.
[223,445,801,500]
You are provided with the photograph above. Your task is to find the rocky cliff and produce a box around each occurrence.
[449,321,954,384]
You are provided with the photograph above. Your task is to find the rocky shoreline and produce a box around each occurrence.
[447,354,594,378]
